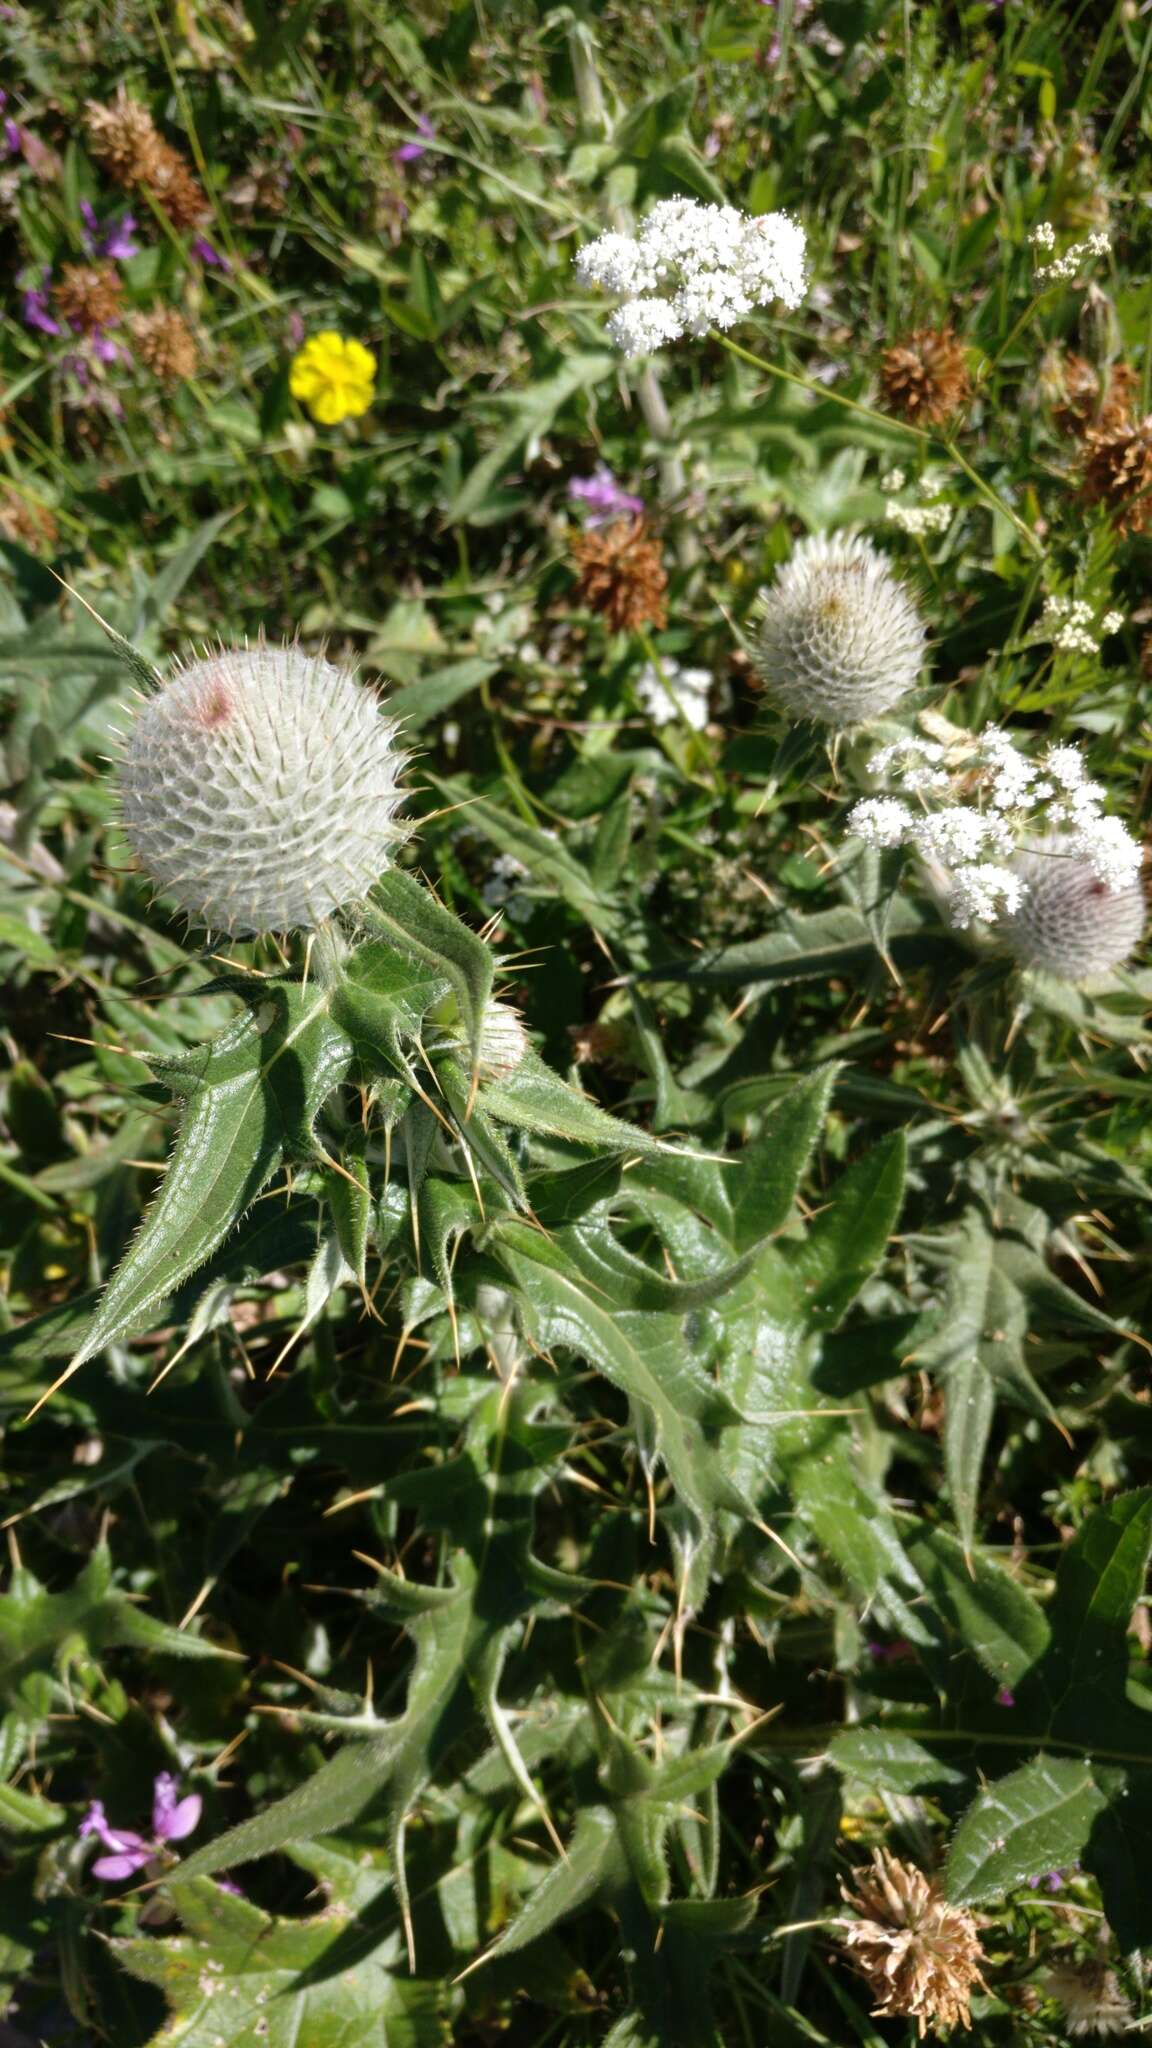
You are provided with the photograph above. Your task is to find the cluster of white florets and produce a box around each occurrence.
[576,198,807,358]
[634,657,712,731]
[848,727,1144,955]
[1036,594,1124,655]
[880,467,956,537]
[1029,221,1110,285]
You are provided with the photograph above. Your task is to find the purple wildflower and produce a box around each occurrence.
[22,271,61,336]
[79,1773,202,1882]
[80,200,140,262]
[995,1685,1016,1707]
[394,113,436,165]
[4,117,21,156]
[191,234,230,271]
[1027,1869,1065,1892]
[567,464,645,529]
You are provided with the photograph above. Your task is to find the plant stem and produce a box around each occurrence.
[713,332,1044,559]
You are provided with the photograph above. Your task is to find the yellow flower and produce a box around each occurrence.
[288,332,376,426]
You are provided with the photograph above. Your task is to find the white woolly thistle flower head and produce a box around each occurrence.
[429,992,529,1079]
[477,999,529,1079]
[753,533,926,729]
[119,643,407,935]
[999,834,1145,982]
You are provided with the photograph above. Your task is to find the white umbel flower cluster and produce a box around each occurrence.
[1031,223,1110,286]
[848,725,1145,973]
[634,657,712,730]
[1036,594,1124,656]
[120,644,407,935]
[576,198,807,358]
[753,533,925,728]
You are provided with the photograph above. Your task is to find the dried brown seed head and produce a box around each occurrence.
[879,328,970,427]
[131,307,199,383]
[570,518,668,634]
[839,1849,987,2038]
[53,262,124,335]
[1082,415,1152,533]
[1049,352,1136,439]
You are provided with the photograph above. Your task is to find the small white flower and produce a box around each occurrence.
[1101,609,1125,635]
[634,659,712,731]
[576,198,807,359]
[1043,745,1087,791]
[910,806,992,864]
[575,231,654,297]
[886,500,952,536]
[1029,222,1056,253]
[847,797,916,848]
[606,297,684,358]
[1069,811,1143,889]
[947,862,1027,928]
[879,468,906,494]
[1035,229,1110,286]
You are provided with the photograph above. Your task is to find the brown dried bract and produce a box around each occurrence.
[131,307,199,383]
[570,519,667,633]
[1051,353,1136,439]
[839,1850,987,2037]
[85,88,208,229]
[53,262,124,335]
[879,328,970,427]
[1082,415,1152,533]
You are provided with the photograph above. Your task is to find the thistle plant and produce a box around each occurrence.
[752,532,926,728]
[119,643,408,933]
[847,726,1143,961]
[999,836,1146,982]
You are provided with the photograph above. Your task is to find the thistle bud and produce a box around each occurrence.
[752,533,925,729]
[119,644,407,935]
[1001,837,1145,982]
[478,999,529,1079]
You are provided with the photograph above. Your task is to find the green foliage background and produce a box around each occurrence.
[3,1,1152,2042]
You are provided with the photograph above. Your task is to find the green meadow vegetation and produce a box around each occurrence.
[3,2,1152,2041]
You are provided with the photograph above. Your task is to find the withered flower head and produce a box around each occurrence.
[85,89,208,229]
[1048,352,1136,439]
[839,1850,987,2037]
[1045,1960,1133,2038]
[0,490,58,553]
[53,262,124,335]
[571,518,668,634]
[1082,415,1152,533]
[85,90,161,186]
[879,328,970,427]
[131,307,198,383]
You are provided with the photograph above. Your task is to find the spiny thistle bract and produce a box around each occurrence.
[1000,836,1146,982]
[119,644,407,935]
[752,532,925,729]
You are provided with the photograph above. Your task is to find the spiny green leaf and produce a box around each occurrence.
[730,1066,839,1253]
[115,1848,447,2047]
[31,985,352,1405]
[945,1754,1107,1904]
[360,872,494,1069]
